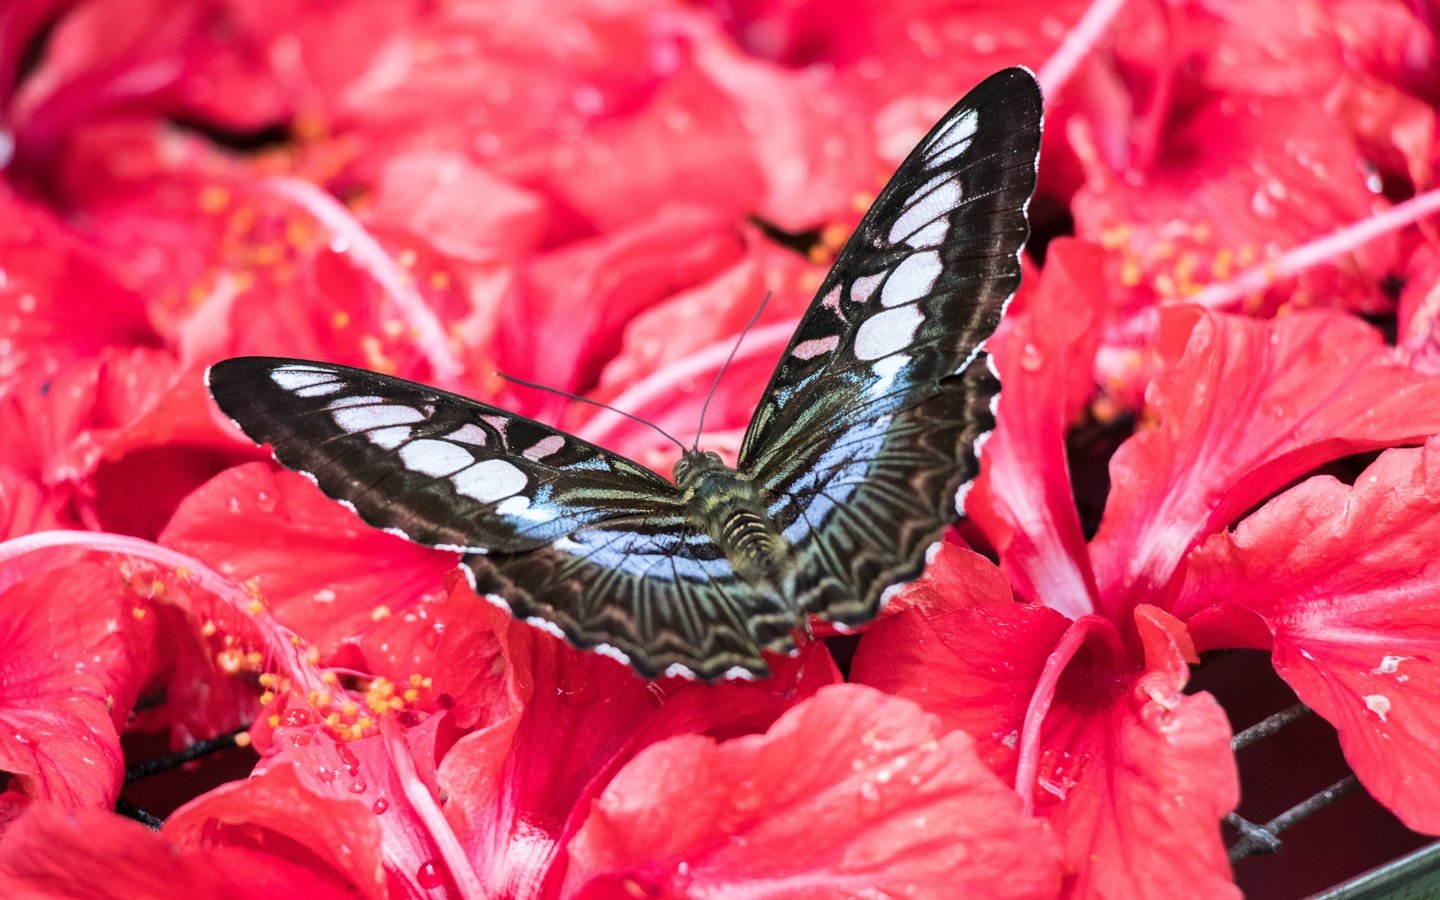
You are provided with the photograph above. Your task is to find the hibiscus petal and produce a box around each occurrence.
[1091,308,1440,620]
[967,239,1107,617]
[0,799,364,899]
[1041,606,1239,899]
[437,602,839,897]
[851,543,1072,779]
[160,463,456,656]
[0,562,154,807]
[1180,437,1440,833]
[562,683,1062,899]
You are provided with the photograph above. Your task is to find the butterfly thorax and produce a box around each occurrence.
[674,450,793,589]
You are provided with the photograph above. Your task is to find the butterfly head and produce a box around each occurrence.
[672,449,726,490]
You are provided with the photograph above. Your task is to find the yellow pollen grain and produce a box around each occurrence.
[246,651,264,669]
[331,310,352,329]
[371,605,393,622]
[290,634,305,646]
[268,714,281,728]
[234,732,252,749]
[357,716,374,731]
[408,673,424,687]
[403,689,420,703]
[1119,256,1142,287]
[217,648,244,674]
[1212,248,1234,280]
[252,244,283,267]
[260,691,275,704]
[259,673,278,688]
[388,697,404,711]
[198,185,231,213]
[247,599,265,615]
[421,677,433,689]
[316,689,333,708]
[429,270,451,290]
[131,606,148,620]
[342,700,360,717]
[306,646,321,664]
[321,671,340,686]
[285,219,312,248]
[326,712,342,729]
[850,191,875,215]
[174,566,192,583]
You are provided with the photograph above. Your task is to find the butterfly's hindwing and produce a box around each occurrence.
[741,67,1042,624]
[463,513,797,679]
[206,358,680,553]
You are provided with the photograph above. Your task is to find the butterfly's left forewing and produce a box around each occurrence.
[207,357,680,552]
[740,67,1044,625]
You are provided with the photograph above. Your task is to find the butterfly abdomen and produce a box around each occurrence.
[675,450,793,589]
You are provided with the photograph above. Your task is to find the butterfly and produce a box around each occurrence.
[207,67,1044,681]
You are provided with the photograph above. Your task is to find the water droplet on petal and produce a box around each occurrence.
[371,798,389,815]
[1020,343,1044,372]
[349,780,367,794]
[416,861,444,889]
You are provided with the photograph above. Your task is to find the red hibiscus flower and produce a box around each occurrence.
[855,235,1440,893]
[2,1,1439,898]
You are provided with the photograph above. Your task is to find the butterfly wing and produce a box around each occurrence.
[464,518,797,679]
[207,357,682,553]
[738,67,1044,624]
[207,357,793,678]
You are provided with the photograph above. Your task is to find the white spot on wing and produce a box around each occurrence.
[851,272,885,304]
[368,426,412,449]
[926,108,978,166]
[664,662,698,680]
[523,435,565,461]
[295,381,343,398]
[448,424,488,446]
[793,335,840,360]
[332,402,425,435]
[399,439,474,477]
[271,367,337,391]
[881,251,942,307]
[853,305,924,360]
[525,616,567,641]
[889,179,961,247]
[595,644,633,666]
[453,458,527,503]
[868,354,909,397]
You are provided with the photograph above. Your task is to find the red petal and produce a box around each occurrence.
[160,464,455,656]
[437,603,840,896]
[968,239,1107,617]
[852,544,1071,779]
[1180,437,1440,833]
[563,684,1062,899]
[0,798,365,899]
[0,562,155,806]
[1041,607,1239,898]
[1091,308,1440,620]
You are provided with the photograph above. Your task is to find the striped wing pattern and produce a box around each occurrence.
[206,68,1043,680]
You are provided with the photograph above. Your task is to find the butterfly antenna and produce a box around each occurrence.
[497,372,687,452]
[693,291,773,451]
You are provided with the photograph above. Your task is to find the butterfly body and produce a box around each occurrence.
[207,67,1044,680]
[675,450,794,590]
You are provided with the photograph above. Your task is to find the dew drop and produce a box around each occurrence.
[1019,343,1044,372]
[338,745,360,776]
[349,780,367,794]
[315,764,337,784]
[371,798,389,815]
[857,780,883,817]
[416,861,445,889]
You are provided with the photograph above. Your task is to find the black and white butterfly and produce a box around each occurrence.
[207,67,1044,681]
